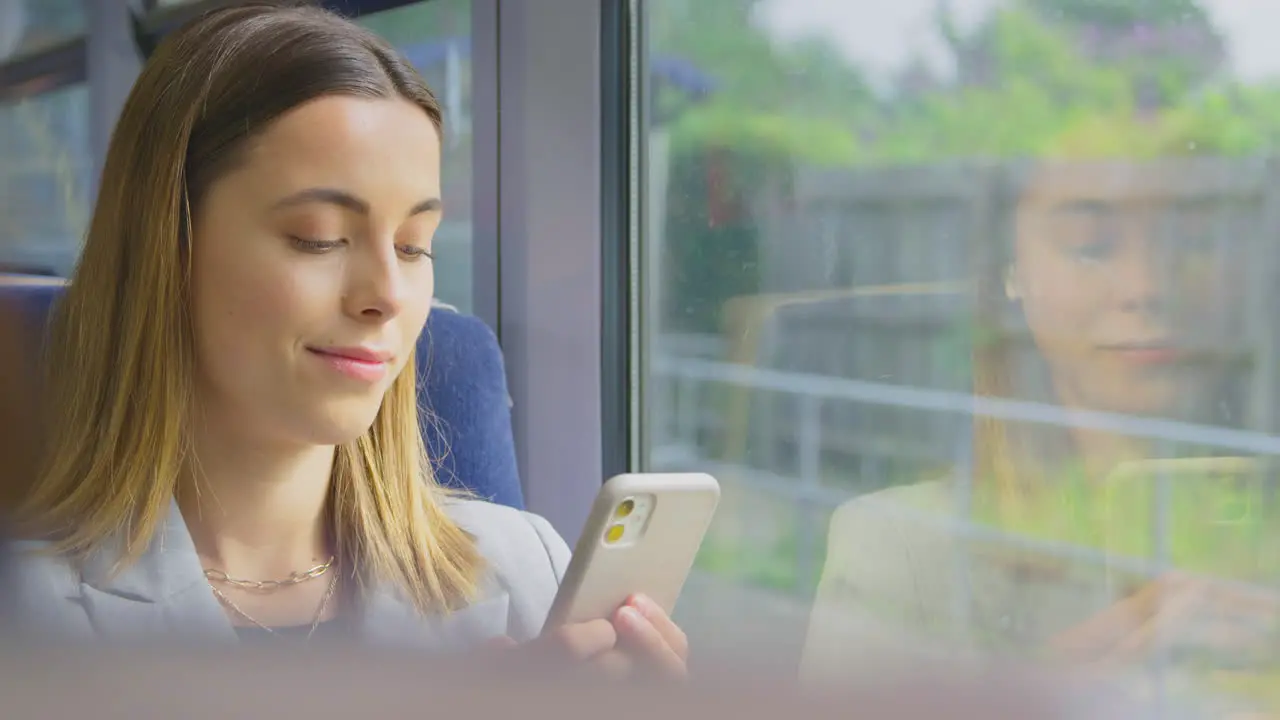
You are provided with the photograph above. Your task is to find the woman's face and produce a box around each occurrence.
[1009,167,1235,419]
[189,95,442,447]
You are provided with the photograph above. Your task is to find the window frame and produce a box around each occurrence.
[487,0,618,539]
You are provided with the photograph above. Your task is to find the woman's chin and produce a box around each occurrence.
[297,404,385,446]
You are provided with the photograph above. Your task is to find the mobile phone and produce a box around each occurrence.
[542,472,720,631]
[1102,456,1280,585]
[1102,457,1280,686]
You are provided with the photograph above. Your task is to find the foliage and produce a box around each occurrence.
[668,101,860,166]
[1024,0,1225,101]
[657,148,763,335]
[1026,0,1212,27]
[870,4,1245,164]
[648,0,869,161]
[651,0,1280,165]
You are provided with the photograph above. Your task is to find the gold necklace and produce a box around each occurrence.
[208,571,338,640]
[204,556,335,592]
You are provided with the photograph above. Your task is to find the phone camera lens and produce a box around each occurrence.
[616,499,635,518]
[605,524,625,544]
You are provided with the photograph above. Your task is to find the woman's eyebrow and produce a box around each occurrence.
[271,188,442,218]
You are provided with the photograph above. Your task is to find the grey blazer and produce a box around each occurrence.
[6,498,570,651]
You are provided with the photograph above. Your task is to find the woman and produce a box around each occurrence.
[799,160,1274,693]
[5,3,686,676]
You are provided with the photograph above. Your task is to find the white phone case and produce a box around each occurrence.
[542,472,720,630]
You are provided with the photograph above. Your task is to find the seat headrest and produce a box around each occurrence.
[0,275,524,509]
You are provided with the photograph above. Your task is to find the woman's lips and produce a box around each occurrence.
[1101,344,1183,366]
[306,347,390,382]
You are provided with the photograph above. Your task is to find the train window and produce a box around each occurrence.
[359,0,475,313]
[637,0,1280,708]
[0,0,84,61]
[0,84,91,277]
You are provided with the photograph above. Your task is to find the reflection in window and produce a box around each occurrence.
[639,0,1280,711]
[0,84,90,275]
[359,0,474,313]
[0,0,84,60]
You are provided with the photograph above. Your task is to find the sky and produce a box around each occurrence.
[754,0,1280,87]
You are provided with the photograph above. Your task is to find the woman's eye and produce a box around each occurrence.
[290,236,344,253]
[398,245,434,261]
[1073,241,1114,263]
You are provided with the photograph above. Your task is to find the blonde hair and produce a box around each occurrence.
[970,164,1090,520]
[13,3,480,615]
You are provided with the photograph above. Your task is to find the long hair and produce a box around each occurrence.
[970,164,1073,518]
[12,2,481,615]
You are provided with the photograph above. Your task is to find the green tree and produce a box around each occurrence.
[1015,0,1223,107]
[648,0,871,160]
[1026,0,1214,30]
[875,6,1132,162]
[646,0,878,333]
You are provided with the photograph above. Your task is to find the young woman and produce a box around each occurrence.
[5,3,686,677]
[799,161,1275,699]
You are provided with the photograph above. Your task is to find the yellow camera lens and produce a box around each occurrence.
[615,499,635,518]
[604,524,625,544]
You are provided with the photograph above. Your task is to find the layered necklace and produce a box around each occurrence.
[204,556,338,640]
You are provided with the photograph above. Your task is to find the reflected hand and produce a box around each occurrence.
[1048,572,1280,669]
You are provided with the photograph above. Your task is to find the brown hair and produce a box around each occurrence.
[14,2,481,615]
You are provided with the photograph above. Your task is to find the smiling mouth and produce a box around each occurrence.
[1100,343,1183,365]
[306,347,391,382]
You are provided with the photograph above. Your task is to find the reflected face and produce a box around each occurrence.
[190,95,442,446]
[1010,170,1232,418]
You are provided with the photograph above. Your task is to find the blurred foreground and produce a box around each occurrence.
[0,638,1133,720]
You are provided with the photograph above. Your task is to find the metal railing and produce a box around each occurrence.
[649,353,1280,590]
[650,352,1280,714]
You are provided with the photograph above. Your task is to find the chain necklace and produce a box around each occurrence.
[208,571,338,640]
[203,556,335,592]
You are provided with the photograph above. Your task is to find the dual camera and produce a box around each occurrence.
[602,494,652,546]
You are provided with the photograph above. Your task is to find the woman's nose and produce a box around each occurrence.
[344,245,405,321]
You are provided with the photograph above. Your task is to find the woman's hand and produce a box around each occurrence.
[1044,573,1280,714]
[595,593,689,680]
[1047,573,1204,668]
[1048,572,1280,669]
[487,594,689,682]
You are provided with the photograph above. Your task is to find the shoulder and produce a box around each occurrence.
[827,479,952,546]
[819,479,957,595]
[802,480,970,683]
[2,539,93,639]
[444,498,570,640]
[6,539,81,594]
[446,498,570,578]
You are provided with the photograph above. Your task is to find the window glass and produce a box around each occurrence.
[0,84,91,275]
[640,0,1280,708]
[0,0,84,60]
[360,0,474,313]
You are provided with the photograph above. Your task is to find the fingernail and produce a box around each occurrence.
[618,605,644,628]
[630,594,658,616]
